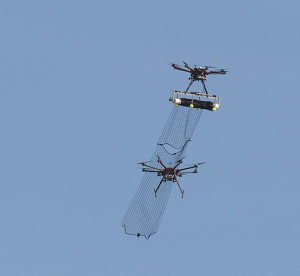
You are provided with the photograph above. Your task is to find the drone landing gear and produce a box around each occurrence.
[185,78,208,94]
[185,79,194,92]
[154,176,184,198]
[154,178,164,197]
[201,79,208,94]
[174,175,184,198]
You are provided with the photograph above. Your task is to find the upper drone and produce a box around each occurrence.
[171,61,227,94]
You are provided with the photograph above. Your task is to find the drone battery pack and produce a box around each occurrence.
[173,97,214,111]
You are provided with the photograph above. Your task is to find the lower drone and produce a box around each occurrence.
[138,157,205,198]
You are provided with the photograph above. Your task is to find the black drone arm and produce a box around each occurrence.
[183,61,193,70]
[171,63,192,73]
[206,69,227,75]
[173,160,183,169]
[157,158,167,169]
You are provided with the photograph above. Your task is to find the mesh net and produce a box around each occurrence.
[122,106,202,239]
[158,105,203,152]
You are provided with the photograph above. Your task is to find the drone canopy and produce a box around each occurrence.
[122,106,202,239]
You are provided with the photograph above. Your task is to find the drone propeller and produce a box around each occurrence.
[205,68,228,75]
[180,162,206,170]
[205,65,216,68]
[136,161,151,165]
[169,62,182,68]
[156,155,163,164]
[156,155,168,169]
[194,162,206,167]
[169,62,192,73]
[183,61,192,69]
[175,155,186,164]
[191,64,216,69]
[168,61,176,66]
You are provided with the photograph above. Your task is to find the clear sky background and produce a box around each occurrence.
[1,0,299,275]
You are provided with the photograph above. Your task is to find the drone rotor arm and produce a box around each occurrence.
[141,163,161,170]
[178,170,198,175]
[177,165,198,172]
[156,155,167,169]
[178,161,206,171]
[142,169,161,173]
[183,61,193,70]
[173,159,184,169]
[154,177,164,197]
[206,69,227,75]
[171,63,192,73]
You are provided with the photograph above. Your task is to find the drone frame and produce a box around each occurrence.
[140,158,203,198]
[171,61,227,93]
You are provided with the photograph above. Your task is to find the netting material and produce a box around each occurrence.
[122,106,202,239]
[158,106,203,151]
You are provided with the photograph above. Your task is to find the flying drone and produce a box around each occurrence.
[138,157,205,198]
[171,61,227,93]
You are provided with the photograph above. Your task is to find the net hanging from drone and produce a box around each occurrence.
[122,106,202,239]
[157,105,203,153]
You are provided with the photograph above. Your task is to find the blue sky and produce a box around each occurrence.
[1,0,299,275]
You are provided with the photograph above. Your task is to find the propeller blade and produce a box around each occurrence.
[136,161,151,165]
[220,69,229,73]
[156,155,167,168]
[169,62,181,68]
[183,61,189,68]
[169,62,192,72]
[168,62,177,67]
[156,154,162,164]
[195,162,206,167]
[175,156,186,163]
[193,64,216,69]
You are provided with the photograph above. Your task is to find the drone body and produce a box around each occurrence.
[139,157,205,198]
[171,61,227,93]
